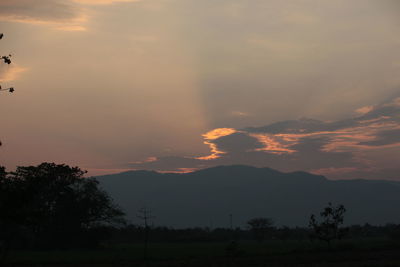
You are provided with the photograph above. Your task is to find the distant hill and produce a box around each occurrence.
[96,165,400,228]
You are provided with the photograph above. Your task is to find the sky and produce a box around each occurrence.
[0,0,400,179]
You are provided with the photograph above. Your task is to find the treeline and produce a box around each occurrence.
[109,224,400,243]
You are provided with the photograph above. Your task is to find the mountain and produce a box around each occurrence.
[96,165,400,228]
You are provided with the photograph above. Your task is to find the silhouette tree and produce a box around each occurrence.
[309,202,347,246]
[0,163,125,249]
[247,217,274,242]
[0,33,14,94]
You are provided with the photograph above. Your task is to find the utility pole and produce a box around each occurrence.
[137,207,154,264]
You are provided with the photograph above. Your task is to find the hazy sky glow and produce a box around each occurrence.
[1,0,400,179]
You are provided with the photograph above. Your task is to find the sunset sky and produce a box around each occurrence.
[1,0,400,179]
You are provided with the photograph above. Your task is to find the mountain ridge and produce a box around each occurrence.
[96,165,400,228]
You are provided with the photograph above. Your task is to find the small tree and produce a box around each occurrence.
[247,217,274,242]
[309,203,347,246]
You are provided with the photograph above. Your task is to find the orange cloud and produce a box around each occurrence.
[0,65,27,82]
[196,128,237,160]
[196,142,223,160]
[249,133,297,154]
[321,121,400,152]
[358,116,391,124]
[202,128,237,140]
[56,25,87,32]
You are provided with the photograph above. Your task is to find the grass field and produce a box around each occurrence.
[4,238,400,266]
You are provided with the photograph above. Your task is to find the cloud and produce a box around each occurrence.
[0,0,139,31]
[172,0,400,128]
[0,0,87,30]
[0,0,79,23]
[358,129,400,147]
[86,167,136,176]
[0,64,27,82]
[73,0,140,4]
[231,111,250,117]
[131,96,400,180]
[55,25,87,31]
[249,133,297,154]
[356,105,375,115]
[130,156,204,172]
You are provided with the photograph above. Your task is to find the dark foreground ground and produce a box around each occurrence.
[4,238,400,267]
